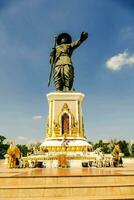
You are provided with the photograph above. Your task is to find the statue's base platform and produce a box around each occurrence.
[0,159,134,199]
[40,137,92,152]
[41,91,92,160]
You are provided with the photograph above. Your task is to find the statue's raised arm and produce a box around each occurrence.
[71,32,88,50]
[48,32,88,91]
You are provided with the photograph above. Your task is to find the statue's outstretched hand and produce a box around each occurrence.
[80,32,88,41]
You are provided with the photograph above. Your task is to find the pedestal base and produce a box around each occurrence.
[41,91,92,156]
[40,138,92,152]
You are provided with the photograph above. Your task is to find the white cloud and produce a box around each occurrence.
[15,136,39,145]
[32,115,43,120]
[17,136,28,140]
[106,50,134,71]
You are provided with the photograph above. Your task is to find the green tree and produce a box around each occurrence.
[93,142,99,150]
[93,140,103,150]
[108,139,117,152]
[0,135,9,159]
[130,143,134,157]
[17,144,28,157]
[0,135,6,144]
[102,144,111,154]
[118,140,130,157]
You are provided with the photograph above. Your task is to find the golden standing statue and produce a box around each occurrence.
[48,32,88,91]
[7,143,21,168]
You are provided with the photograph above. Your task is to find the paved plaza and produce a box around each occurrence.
[0,159,134,199]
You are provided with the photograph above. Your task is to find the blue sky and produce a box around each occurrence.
[0,0,134,144]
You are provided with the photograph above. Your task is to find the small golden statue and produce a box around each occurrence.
[48,32,88,91]
[7,143,21,168]
[111,144,123,167]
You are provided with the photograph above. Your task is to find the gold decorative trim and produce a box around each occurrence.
[40,145,91,152]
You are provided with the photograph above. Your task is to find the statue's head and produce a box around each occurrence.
[57,33,72,45]
[115,144,120,152]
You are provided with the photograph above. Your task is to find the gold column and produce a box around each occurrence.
[52,100,55,137]
[76,100,79,137]
[49,100,53,138]
[79,100,84,138]
[78,100,81,137]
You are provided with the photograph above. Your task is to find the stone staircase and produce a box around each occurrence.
[0,171,134,199]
